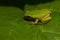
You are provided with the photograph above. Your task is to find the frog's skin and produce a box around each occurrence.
[24,9,51,24]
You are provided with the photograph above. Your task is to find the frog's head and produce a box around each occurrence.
[24,9,52,24]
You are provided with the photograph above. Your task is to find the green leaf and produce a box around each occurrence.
[0,0,60,40]
[24,0,60,40]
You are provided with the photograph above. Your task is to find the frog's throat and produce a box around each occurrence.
[34,19,39,24]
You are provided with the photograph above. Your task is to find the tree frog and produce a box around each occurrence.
[24,9,52,25]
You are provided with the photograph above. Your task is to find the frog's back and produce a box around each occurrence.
[25,9,51,18]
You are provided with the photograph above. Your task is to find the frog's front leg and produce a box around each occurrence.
[32,19,39,25]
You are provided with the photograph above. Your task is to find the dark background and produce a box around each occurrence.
[0,0,54,10]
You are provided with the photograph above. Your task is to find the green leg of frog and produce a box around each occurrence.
[32,19,42,25]
[32,19,39,25]
[32,17,51,25]
[41,17,51,24]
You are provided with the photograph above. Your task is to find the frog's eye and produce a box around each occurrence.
[24,16,36,21]
[24,16,32,21]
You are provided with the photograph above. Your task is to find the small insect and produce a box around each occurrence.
[24,9,52,25]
